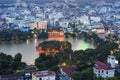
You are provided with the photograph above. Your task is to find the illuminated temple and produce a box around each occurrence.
[48,30,65,41]
[36,30,67,55]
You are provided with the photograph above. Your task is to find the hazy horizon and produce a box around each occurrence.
[0,0,118,4]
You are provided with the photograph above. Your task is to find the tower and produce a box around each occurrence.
[107,55,116,68]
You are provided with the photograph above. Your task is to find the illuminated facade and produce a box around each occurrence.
[36,46,44,54]
[36,46,59,55]
[36,31,69,55]
[48,30,65,41]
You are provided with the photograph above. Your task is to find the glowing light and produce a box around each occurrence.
[110,50,114,55]
[62,62,66,66]
[115,60,119,64]
[81,41,89,50]
[34,34,37,38]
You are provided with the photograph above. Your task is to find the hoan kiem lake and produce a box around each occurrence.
[0,38,95,65]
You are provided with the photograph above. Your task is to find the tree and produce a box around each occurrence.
[14,53,22,62]
[116,51,120,64]
[72,68,93,80]
[95,76,104,80]
[72,71,81,80]
[0,52,14,75]
[0,52,26,74]
[107,77,118,80]
[38,32,48,39]
[35,54,60,70]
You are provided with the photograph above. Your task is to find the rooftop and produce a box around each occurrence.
[32,70,55,77]
[95,61,114,70]
[62,65,77,77]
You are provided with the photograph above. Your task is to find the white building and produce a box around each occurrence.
[32,70,56,80]
[59,20,69,28]
[24,20,47,30]
[49,12,64,20]
[99,7,107,14]
[80,15,90,25]
[90,16,101,23]
[93,24,106,34]
[36,13,45,19]
[114,14,120,20]
[88,9,96,15]
[93,55,116,78]
[107,55,116,68]
[95,26,105,34]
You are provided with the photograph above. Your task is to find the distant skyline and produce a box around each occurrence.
[0,0,119,4]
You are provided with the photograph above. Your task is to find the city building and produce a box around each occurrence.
[25,21,47,30]
[90,16,101,23]
[93,55,116,78]
[24,73,32,80]
[57,65,77,80]
[32,70,56,80]
[36,21,47,30]
[59,20,69,28]
[95,24,106,34]
[80,15,90,26]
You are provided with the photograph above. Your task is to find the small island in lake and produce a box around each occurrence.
[36,40,72,55]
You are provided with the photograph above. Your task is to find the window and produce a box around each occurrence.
[106,71,108,74]
[98,71,100,73]
[95,70,97,72]
[102,70,103,73]
[112,58,114,60]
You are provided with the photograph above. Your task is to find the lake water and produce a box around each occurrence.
[0,38,95,65]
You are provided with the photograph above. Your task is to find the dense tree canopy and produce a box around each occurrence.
[36,40,72,55]
[0,52,26,75]
[0,30,33,41]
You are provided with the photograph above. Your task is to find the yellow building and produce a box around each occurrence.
[48,30,65,41]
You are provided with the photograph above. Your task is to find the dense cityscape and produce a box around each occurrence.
[0,0,120,80]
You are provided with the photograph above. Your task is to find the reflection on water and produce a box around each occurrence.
[48,37,65,41]
[0,38,95,65]
[34,38,38,44]
[81,40,89,50]
[26,39,30,44]
[66,38,95,51]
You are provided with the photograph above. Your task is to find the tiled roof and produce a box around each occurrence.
[32,70,55,77]
[95,61,114,70]
[62,65,77,77]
